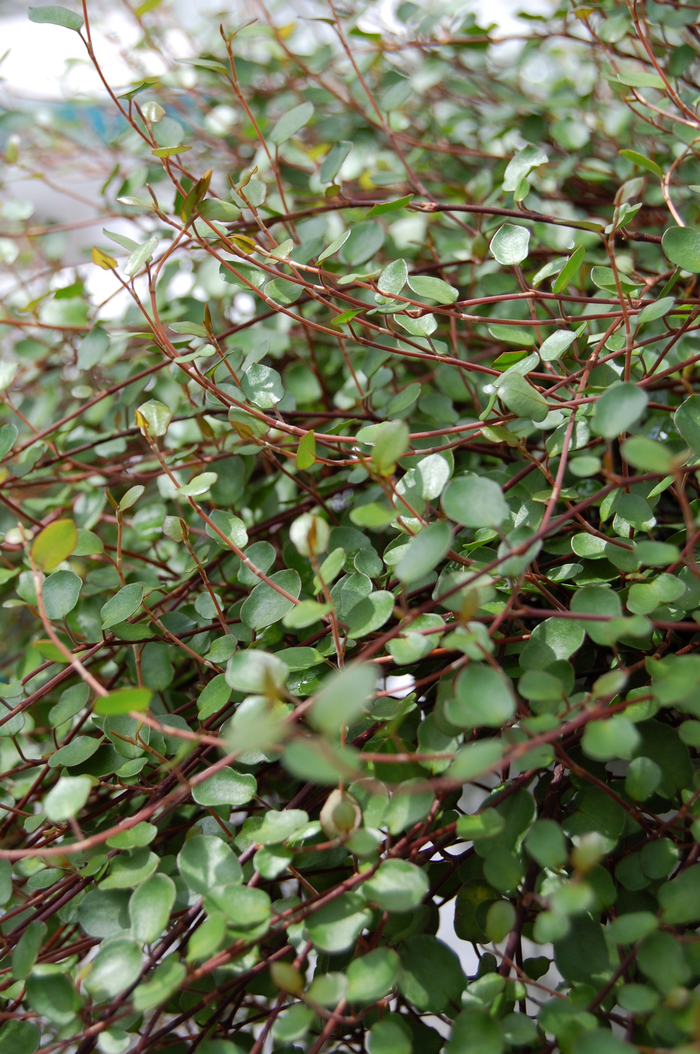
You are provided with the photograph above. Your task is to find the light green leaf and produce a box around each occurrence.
[306,892,372,953]
[442,474,508,528]
[445,663,516,729]
[31,519,77,571]
[395,521,452,583]
[378,258,408,296]
[177,835,242,894]
[320,140,353,183]
[497,371,549,422]
[539,330,576,361]
[406,274,458,303]
[662,225,700,272]
[346,948,399,1004]
[490,224,530,266]
[591,382,648,439]
[363,859,429,912]
[43,570,81,620]
[310,663,377,732]
[84,937,142,1001]
[270,101,314,145]
[124,235,158,275]
[101,583,144,629]
[28,5,84,30]
[129,873,176,944]
[44,775,91,822]
[193,767,257,807]
[132,957,186,1012]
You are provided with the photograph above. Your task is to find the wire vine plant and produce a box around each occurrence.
[4,1,700,1052]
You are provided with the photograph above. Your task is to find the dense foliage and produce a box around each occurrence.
[8,0,700,1051]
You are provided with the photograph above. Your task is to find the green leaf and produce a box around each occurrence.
[620,436,674,473]
[341,221,385,267]
[445,664,516,729]
[457,809,505,841]
[525,819,567,869]
[539,329,576,361]
[177,835,242,894]
[572,1031,636,1054]
[84,937,142,1001]
[0,422,18,459]
[297,430,316,469]
[100,847,159,889]
[49,683,89,728]
[317,230,351,262]
[442,474,508,528]
[0,1021,40,1054]
[12,921,46,981]
[28,5,84,30]
[446,1008,503,1054]
[675,394,700,453]
[204,884,271,937]
[320,140,353,183]
[95,687,152,716]
[637,296,675,324]
[270,101,314,145]
[48,734,101,768]
[591,382,648,439]
[662,225,700,272]
[43,774,91,821]
[132,957,186,1011]
[42,570,81,620]
[199,197,240,221]
[625,755,662,801]
[310,663,377,732]
[370,420,409,475]
[226,649,289,693]
[346,590,395,637]
[129,873,176,944]
[617,68,665,88]
[503,144,548,192]
[306,892,372,953]
[520,617,585,669]
[193,767,256,807]
[282,737,361,783]
[346,948,399,1003]
[486,900,516,943]
[394,521,452,583]
[552,245,585,293]
[101,583,145,629]
[124,235,158,275]
[367,194,414,216]
[78,326,110,369]
[31,519,77,571]
[619,149,662,177]
[241,569,301,629]
[206,509,249,549]
[398,934,466,1013]
[490,224,530,266]
[367,1018,411,1054]
[152,144,191,157]
[135,398,171,436]
[448,739,503,781]
[242,364,284,408]
[658,863,700,924]
[406,274,458,303]
[497,371,549,422]
[364,859,429,912]
[378,258,408,296]
[254,808,308,844]
[25,972,81,1027]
